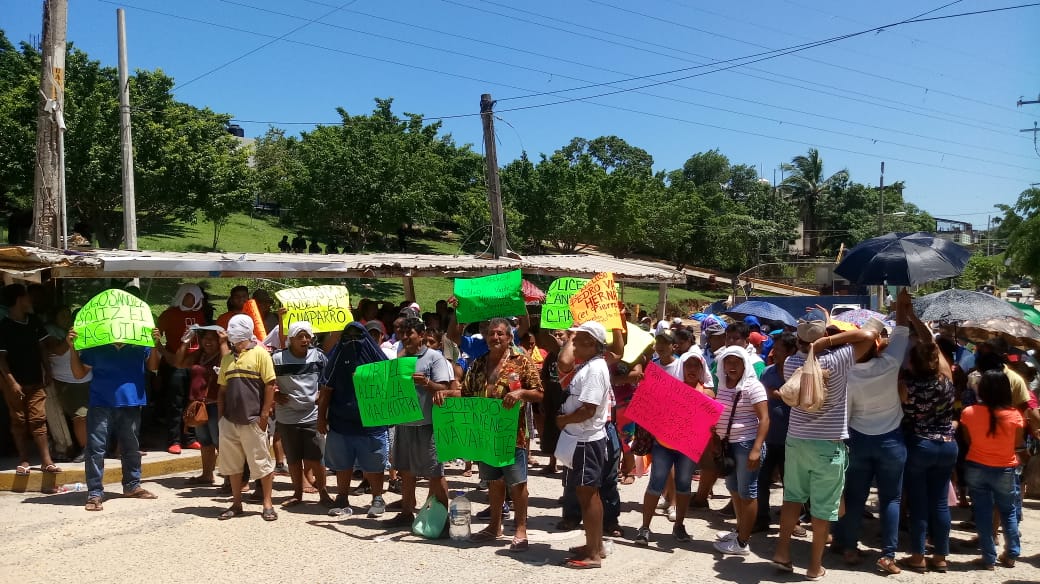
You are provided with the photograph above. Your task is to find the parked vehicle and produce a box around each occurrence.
[1006,284,1023,299]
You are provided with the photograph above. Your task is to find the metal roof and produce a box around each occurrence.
[0,246,684,284]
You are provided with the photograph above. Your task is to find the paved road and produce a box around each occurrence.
[2,458,1038,584]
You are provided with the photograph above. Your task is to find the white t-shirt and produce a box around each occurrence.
[561,357,611,442]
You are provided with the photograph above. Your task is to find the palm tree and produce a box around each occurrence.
[780,148,847,257]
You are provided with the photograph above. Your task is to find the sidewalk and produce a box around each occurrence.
[0,449,202,493]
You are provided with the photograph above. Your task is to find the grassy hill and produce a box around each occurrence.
[118,213,718,317]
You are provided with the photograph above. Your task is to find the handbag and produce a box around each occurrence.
[183,400,208,428]
[412,496,449,539]
[630,426,654,456]
[712,390,743,478]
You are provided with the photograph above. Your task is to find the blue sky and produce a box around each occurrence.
[4,0,1039,230]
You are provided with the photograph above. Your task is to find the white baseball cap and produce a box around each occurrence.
[568,321,607,344]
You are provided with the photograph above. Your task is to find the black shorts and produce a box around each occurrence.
[564,438,608,488]
[278,422,324,463]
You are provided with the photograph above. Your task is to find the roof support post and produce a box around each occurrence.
[658,283,668,321]
[403,275,416,303]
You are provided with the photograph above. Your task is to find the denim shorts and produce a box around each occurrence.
[478,447,528,487]
[325,429,389,474]
[647,442,696,496]
[724,440,766,500]
[193,403,220,447]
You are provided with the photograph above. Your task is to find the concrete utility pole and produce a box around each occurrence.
[479,93,508,259]
[30,0,67,249]
[117,8,138,250]
[876,161,886,235]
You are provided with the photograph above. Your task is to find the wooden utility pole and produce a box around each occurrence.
[30,0,68,249]
[117,8,138,250]
[479,93,508,258]
[876,161,886,235]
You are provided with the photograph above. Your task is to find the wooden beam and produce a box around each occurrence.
[403,275,416,302]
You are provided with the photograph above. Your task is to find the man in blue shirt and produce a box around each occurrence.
[68,326,163,512]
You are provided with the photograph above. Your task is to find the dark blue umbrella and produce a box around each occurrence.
[835,231,971,286]
[725,300,798,328]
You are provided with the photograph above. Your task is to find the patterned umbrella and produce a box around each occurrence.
[959,316,1040,351]
[833,308,892,328]
[912,289,1022,323]
[522,279,546,303]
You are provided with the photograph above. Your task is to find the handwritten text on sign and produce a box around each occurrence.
[569,272,623,331]
[353,357,421,426]
[276,286,353,334]
[453,269,526,323]
[73,289,155,350]
[541,277,589,330]
[624,362,724,462]
[432,397,520,467]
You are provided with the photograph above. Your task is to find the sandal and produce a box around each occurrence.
[806,568,827,581]
[619,474,636,485]
[568,545,607,559]
[218,506,244,520]
[123,487,158,499]
[281,497,303,508]
[563,559,601,570]
[771,560,794,573]
[896,558,927,574]
[41,464,63,474]
[84,496,103,511]
[876,557,901,574]
[185,475,215,485]
[469,528,501,543]
[262,507,278,521]
[509,537,529,552]
[926,558,948,573]
[998,552,1016,568]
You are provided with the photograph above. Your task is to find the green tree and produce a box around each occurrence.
[955,252,1004,290]
[1000,187,1040,277]
[781,148,848,257]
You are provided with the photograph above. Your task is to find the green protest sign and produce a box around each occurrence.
[432,397,520,467]
[353,357,421,426]
[453,269,526,323]
[540,277,589,329]
[73,289,155,350]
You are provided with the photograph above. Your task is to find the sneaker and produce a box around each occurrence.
[387,478,402,494]
[667,507,677,522]
[367,496,386,518]
[72,450,85,463]
[713,536,750,555]
[634,526,651,546]
[793,525,808,537]
[656,498,670,511]
[167,444,182,455]
[328,506,353,518]
[673,524,691,542]
[477,479,489,491]
[186,441,202,450]
[273,462,290,476]
[351,480,371,496]
[716,529,737,541]
[502,501,512,521]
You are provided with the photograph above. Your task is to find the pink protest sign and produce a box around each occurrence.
[625,362,724,462]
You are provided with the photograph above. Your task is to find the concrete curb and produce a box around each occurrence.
[0,450,201,493]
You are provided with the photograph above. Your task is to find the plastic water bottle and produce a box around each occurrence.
[448,490,471,542]
[57,482,84,493]
[327,506,353,519]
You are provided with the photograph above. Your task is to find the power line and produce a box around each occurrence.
[102,0,1036,182]
[590,0,1031,119]
[448,0,1035,135]
[211,0,1038,169]
[290,0,1035,162]
[171,0,360,91]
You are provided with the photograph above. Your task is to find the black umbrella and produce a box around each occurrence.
[725,300,798,327]
[834,232,971,286]
[912,289,1022,323]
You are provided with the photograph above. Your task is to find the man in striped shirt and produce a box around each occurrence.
[771,319,877,581]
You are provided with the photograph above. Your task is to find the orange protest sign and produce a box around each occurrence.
[569,272,623,331]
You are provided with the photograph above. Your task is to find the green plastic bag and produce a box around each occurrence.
[411,496,448,539]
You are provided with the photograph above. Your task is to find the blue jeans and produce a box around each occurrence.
[724,440,766,499]
[85,406,143,499]
[647,441,696,496]
[904,436,958,556]
[836,428,905,558]
[965,461,1021,565]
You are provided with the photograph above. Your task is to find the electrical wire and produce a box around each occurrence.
[590,0,1032,118]
[172,0,361,91]
[448,0,1035,134]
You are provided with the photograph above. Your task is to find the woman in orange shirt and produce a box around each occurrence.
[961,370,1024,570]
